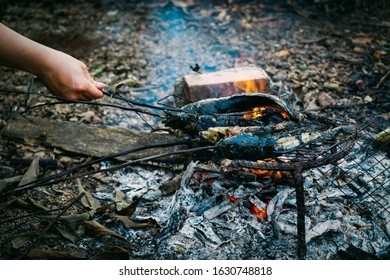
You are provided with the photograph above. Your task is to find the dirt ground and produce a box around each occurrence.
[0,0,389,259]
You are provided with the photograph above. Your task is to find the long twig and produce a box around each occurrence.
[0,89,168,117]
[102,90,181,112]
[0,144,214,199]
[0,138,199,200]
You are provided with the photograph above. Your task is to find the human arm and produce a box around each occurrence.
[0,23,104,100]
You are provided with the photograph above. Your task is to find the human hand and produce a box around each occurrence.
[38,49,105,101]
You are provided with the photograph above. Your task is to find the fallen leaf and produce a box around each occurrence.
[12,233,37,249]
[350,34,373,46]
[95,201,115,215]
[115,188,129,212]
[0,175,23,193]
[56,213,91,231]
[27,197,50,211]
[77,179,100,212]
[115,216,161,229]
[55,226,79,243]
[83,220,129,243]
[274,49,290,57]
[352,46,365,53]
[18,156,40,186]
[117,195,143,217]
[373,50,387,59]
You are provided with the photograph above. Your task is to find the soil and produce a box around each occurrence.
[0,0,389,260]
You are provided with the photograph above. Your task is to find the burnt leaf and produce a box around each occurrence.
[26,196,50,211]
[116,195,143,217]
[114,189,128,212]
[0,175,23,193]
[55,226,79,243]
[95,201,116,215]
[115,215,161,229]
[11,233,37,249]
[11,233,58,249]
[83,220,129,243]
[77,179,100,212]
[56,212,91,231]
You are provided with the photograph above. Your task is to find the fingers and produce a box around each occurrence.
[94,81,106,90]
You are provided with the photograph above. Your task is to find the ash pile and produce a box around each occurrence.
[102,67,390,260]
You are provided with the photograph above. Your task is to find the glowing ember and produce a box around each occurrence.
[242,104,289,120]
[228,195,239,203]
[250,159,285,180]
[234,79,290,120]
[248,201,267,220]
[251,169,284,180]
[228,195,268,220]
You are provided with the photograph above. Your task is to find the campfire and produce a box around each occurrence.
[98,67,389,259]
[0,67,389,260]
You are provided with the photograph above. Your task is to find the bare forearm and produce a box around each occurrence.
[0,23,104,100]
[0,23,55,76]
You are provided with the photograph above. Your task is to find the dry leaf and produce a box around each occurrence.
[18,156,40,186]
[373,50,387,59]
[84,220,128,243]
[12,233,37,249]
[55,226,79,243]
[77,179,100,212]
[57,213,91,231]
[115,188,129,212]
[116,195,143,217]
[274,49,290,57]
[350,34,373,46]
[95,201,115,215]
[115,216,160,229]
[0,175,23,193]
[27,197,50,211]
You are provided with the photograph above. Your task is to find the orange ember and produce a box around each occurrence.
[250,159,284,180]
[228,195,239,203]
[242,104,289,120]
[251,169,284,180]
[249,202,267,220]
[235,79,289,120]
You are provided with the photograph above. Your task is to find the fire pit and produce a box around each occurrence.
[0,67,388,260]
[92,67,389,260]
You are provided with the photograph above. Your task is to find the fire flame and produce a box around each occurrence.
[234,79,289,120]
[234,79,267,93]
[242,104,289,120]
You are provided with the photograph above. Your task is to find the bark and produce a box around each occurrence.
[1,115,183,161]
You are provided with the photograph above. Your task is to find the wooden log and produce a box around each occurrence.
[1,116,184,161]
